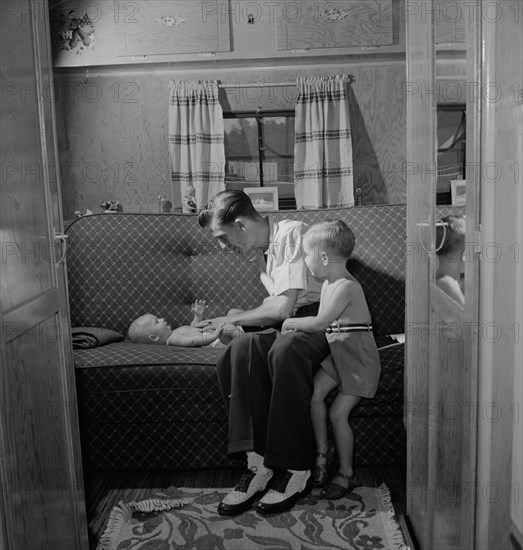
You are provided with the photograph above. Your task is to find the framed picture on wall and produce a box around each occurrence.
[244,186,279,211]
[450,179,466,206]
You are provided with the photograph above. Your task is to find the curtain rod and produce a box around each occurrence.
[218,75,351,88]
[219,82,296,88]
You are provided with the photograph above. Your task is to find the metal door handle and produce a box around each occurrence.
[416,220,447,253]
[54,231,68,264]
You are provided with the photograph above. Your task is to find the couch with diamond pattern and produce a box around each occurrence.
[66,205,406,471]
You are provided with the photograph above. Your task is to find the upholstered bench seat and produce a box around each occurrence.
[75,343,405,470]
[66,205,407,471]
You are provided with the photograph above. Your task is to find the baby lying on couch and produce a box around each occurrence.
[128,300,241,347]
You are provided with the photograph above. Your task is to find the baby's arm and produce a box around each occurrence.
[190,299,207,325]
[167,325,222,347]
[192,307,244,345]
[282,315,320,333]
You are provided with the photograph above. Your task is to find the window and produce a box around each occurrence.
[223,110,296,210]
[437,104,466,205]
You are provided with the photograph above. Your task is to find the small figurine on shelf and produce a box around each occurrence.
[74,209,93,218]
[100,200,122,213]
[158,195,173,213]
[183,185,198,214]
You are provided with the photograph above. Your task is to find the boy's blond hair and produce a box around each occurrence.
[304,219,355,258]
[436,215,466,257]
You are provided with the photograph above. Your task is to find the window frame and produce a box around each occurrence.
[223,109,296,209]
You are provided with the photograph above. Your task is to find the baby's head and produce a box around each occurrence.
[128,314,172,345]
[436,215,466,261]
[303,220,355,276]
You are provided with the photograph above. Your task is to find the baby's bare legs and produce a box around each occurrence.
[191,299,207,325]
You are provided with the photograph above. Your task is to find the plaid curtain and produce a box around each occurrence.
[294,75,354,209]
[169,80,225,213]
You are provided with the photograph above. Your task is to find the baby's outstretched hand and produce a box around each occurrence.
[191,299,207,321]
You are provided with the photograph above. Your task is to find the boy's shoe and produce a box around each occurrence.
[320,472,361,500]
[255,469,311,514]
[218,467,273,516]
[311,444,337,488]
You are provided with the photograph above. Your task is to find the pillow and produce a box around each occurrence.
[374,334,405,350]
[72,327,124,349]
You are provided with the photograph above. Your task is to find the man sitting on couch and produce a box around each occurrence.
[197,190,329,515]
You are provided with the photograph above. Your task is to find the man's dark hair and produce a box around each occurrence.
[198,190,259,228]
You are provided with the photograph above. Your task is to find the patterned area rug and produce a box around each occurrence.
[97,484,410,550]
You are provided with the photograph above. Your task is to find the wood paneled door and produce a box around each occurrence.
[0,0,89,548]
[405,1,480,548]
[405,1,520,549]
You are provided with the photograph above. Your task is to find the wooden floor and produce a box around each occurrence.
[85,464,416,549]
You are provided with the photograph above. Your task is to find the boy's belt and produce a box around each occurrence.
[326,322,373,334]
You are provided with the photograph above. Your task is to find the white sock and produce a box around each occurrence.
[247,452,271,474]
[288,469,308,475]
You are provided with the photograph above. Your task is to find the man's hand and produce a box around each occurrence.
[198,323,224,346]
[194,316,231,330]
[193,290,298,329]
[281,318,299,333]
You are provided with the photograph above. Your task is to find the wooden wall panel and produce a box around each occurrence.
[404,1,435,547]
[50,0,407,68]
[1,314,86,549]
[55,63,407,218]
[1,1,89,545]
[429,289,468,549]
[434,1,466,45]
[1,28,55,309]
[276,1,393,50]
[48,0,463,69]
[114,1,231,57]
[349,65,407,205]
[475,4,523,547]
[55,74,171,216]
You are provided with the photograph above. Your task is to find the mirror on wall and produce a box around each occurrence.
[433,101,467,307]
[436,104,466,205]
[433,8,468,308]
[434,214,466,308]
